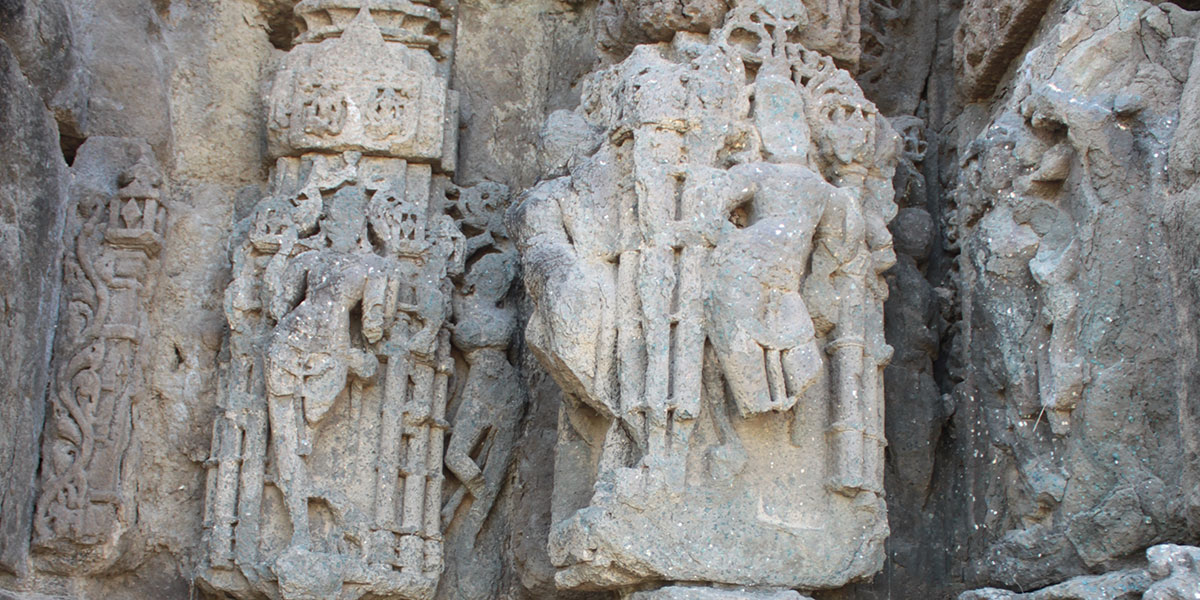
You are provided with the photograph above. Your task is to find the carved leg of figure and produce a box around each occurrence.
[375,351,410,531]
[467,395,520,528]
[268,394,310,548]
[617,249,646,455]
[444,417,487,524]
[703,348,747,481]
[718,328,772,417]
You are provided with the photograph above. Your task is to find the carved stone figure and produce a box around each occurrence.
[442,185,522,540]
[508,0,898,590]
[706,163,830,418]
[198,5,517,599]
[32,142,167,575]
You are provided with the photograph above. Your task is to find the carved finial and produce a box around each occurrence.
[294,0,453,54]
[118,154,162,201]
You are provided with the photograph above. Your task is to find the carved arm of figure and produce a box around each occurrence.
[361,265,387,344]
[675,165,758,248]
[406,286,448,361]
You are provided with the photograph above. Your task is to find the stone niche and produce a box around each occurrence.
[508,0,900,591]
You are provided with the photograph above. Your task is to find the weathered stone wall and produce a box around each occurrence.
[2,0,1200,598]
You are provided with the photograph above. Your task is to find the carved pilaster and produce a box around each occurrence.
[32,140,167,576]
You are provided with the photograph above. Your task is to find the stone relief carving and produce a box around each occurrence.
[508,0,898,590]
[954,0,1053,100]
[594,0,860,66]
[198,5,518,599]
[442,182,523,543]
[946,0,1195,587]
[32,141,167,575]
[268,0,458,166]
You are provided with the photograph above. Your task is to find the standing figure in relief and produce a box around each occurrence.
[706,164,833,416]
[443,250,521,538]
[265,253,379,550]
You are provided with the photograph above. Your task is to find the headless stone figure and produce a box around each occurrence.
[265,253,379,550]
[706,163,830,417]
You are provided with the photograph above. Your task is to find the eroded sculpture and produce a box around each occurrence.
[198,4,520,599]
[508,0,899,590]
[946,0,1195,586]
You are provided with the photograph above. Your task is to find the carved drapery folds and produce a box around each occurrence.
[508,0,898,590]
[199,5,518,599]
[32,140,167,575]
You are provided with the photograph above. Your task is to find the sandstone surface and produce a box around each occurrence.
[2,0,1200,598]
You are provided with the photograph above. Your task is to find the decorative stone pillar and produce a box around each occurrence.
[508,0,898,592]
[198,3,520,599]
[32,139,168,575]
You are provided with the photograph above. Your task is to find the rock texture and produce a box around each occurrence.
[0,30,72,579]
[2,0,1200,598]
[944,0,1200,590]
